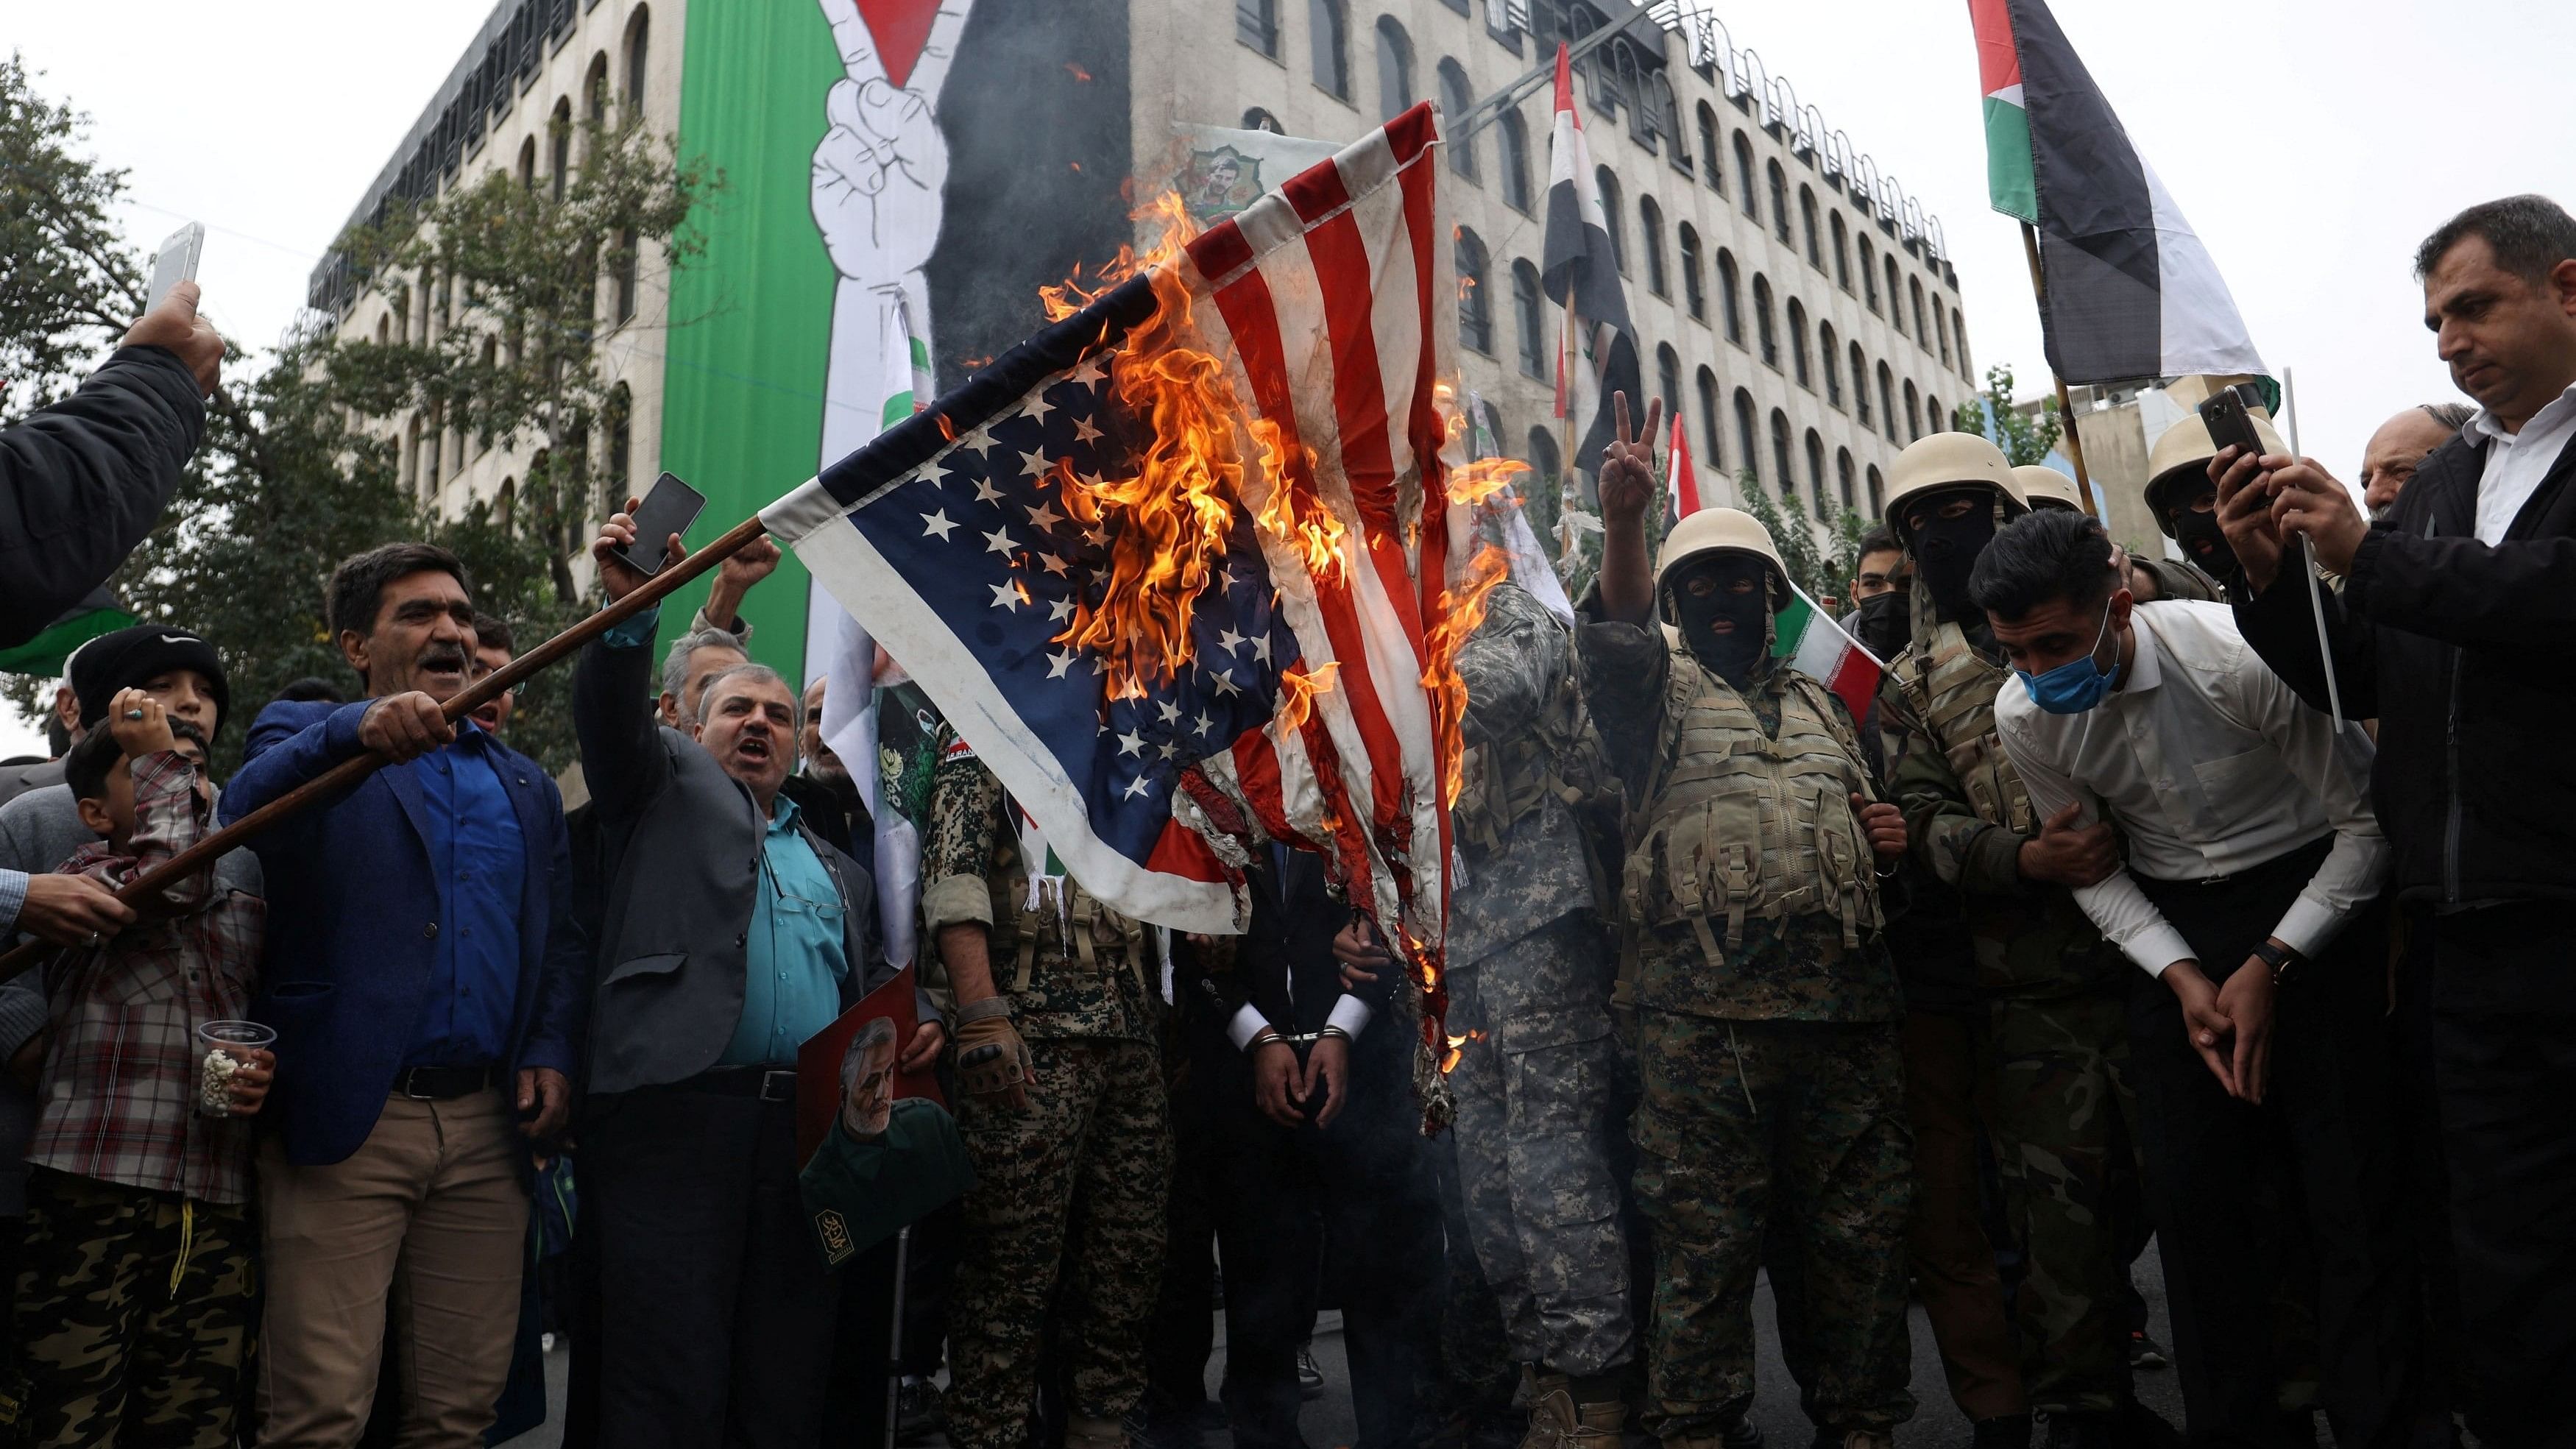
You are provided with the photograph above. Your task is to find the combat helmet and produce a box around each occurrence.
[1654,507,1788,622]
[2013,465,2087,512]
[2144,404,2287,538]
[1883,432,2027,548]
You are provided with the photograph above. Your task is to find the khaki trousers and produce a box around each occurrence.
[256,1091,528,1449]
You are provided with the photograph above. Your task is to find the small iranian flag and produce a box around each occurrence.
[1774,583,1883,723]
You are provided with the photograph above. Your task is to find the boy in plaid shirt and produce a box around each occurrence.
[12,687,270,1448]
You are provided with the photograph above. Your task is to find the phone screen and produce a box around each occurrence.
[145,223,204,315]
[2197,390,2265,461]
[613,472,708,577]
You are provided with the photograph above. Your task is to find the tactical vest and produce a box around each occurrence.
[988,870,1148,996]
[1894,606,2036,835]
[1453,645,1611,858]
[1621,656,1885,966]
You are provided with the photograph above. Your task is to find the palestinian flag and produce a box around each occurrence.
[1663,409,1702,529]
[1969,0,2265,384]
[0,586,135,676]
[1540,41,1641,501]
[1775,581,1881,723]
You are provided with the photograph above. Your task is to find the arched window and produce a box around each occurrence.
[1679,224,1705,321]
[1819,323,1841,406]
[404,414,422,493]
[1927,394,1945,433]
[1933,302,1952,366]
[1526,428,1561,493]
[1596,167,1626,274]
[1878,361,1898,441]
[1753,274,1778,367]
[375,313,390,346]
[1886,258,1905,333]
[1910,275,1931,352]
[1953,308,1971,378]
[1861,235,1880,312]
[1696,366,1723,478]
[585,52,609,130]
[517,136,537,190]
[1311,0,1351,100]
[1734,389,1761,487]
[1805,429,1828,514]
[1238,0,1279,57]
[1836,448,1856,511]
[1766,160,1791,243]
[425,403,445,492]
[1512,260,1546,378]
[1799,185,1822,268]
[1903,378,1922,441]
[613,227,640,324]
[1718,250,1744,344]
[1696,102,1722,195]
[1374,17,1415,123]
[1830,213,1851,291]
[497,477,517,534]
[623,7,651,119]
[1639,196,1668,297]
[1850,342,1871,425]
[549,97,573,202]
[1733,132,1757,219]
[1656,345,1682,428]
[1769,409,1794,499]
[1787,299,1812,387]
[1455,227,1493,355]
[1499,111,1532,213]
[606,383,634,514]
[1243,107,1285,133]
[1439,60,1476,181]
[1866,464,1886,516]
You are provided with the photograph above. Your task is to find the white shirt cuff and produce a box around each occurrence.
[2272,896,2346,962]
[2123,923,2199,979]
[1326,994,1373,1038]
[1227,1004,1270,1052]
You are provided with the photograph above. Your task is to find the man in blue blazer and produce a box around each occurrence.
[219,541,585,1449]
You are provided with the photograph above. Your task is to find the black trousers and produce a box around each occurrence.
[2128,838,2417,1448]
[1143,1033,1222,1420]
[2425,901,2576,1448]
[1209,1032,1443,1449]
[581,1080,843,1449]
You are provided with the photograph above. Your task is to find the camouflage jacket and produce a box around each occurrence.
[1451,584,1611,967]
[919,732,1160,1044]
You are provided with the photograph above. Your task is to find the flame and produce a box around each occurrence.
[936,414,958,442]
[1275,660,1340,737]
[1446,455,1529,510]
[1066,62,1094,82]
[1439,1027,1486,1074]
[1423,545,1511,809]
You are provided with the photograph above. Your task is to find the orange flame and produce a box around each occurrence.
[1423,545,1511,809]
[1066,62,1094,82]
[1446,455,1529,510]
[1439,1027,1486,1074]
[1275,660,1340,737]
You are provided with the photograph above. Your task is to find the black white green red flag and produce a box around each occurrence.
[1540,41,1641,495]
[1969,0,2265,385]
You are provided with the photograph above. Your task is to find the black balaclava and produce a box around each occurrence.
[1666,553,1774,687]
[1908,492,2000,623]
[2167,485,2243,595]
[1847,589,1911,659]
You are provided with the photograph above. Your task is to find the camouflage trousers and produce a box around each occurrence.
[12,1167,257,1449]
[1985,987,2131,1415]
[1631,1015,1914,1436]
[947,1036,1170,1449]
[1448,915,1635,1378]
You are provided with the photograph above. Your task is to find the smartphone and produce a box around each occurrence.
[612,472,707,578]
[2195,384,2268,464]
[144,223,205,315]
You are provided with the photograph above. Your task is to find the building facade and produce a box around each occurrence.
[311,0,1986,670]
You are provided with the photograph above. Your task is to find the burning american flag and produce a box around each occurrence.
[762,103,1482,1085]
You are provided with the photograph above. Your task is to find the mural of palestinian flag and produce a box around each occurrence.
[1969,0,2265,385]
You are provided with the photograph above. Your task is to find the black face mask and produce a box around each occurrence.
[2169,503,2242,595]
[1908,500,1998,623]
[1847,589,1911,659]
[1669,556,1772,686]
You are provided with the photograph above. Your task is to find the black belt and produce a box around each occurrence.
[682,1066,799,1102]
[392,1064,500,1100]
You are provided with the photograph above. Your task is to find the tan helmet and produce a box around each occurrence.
[1883,431,2027,547]
[2013,465,2086,512]
[2144,406,2288,536]
[1655,506,1788,610]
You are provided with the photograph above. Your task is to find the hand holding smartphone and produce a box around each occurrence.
[145,223,205,316]
[612,472,709,578]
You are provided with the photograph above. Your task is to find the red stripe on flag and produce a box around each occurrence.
[1186,214,1254,286]
[1144,817,1228,882]
[1968,0,2021,93]
[1280,166,1400,538]
[1669,410,1701,517]
[1552,40,1577,123]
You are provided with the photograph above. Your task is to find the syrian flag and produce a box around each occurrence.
[1663,410,1703,529]
[1540,41,1641,500]
[1970,0,2265,384]
[1775,582,1881,724]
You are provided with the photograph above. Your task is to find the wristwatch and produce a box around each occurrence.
[2248,938,2301,984]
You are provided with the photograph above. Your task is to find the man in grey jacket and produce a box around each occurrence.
[574,508,934,1449]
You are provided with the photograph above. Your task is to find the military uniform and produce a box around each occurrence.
[1879,586,2135,1419]
[1577,597,1913,1441]
[923,736,1172,1449]
[1448,585,1634,1384]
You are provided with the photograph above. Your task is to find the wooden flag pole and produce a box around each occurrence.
[0,511,774,986]
[2020,222,2100,520]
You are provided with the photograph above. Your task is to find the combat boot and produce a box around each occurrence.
[1067,1414,1132,1449]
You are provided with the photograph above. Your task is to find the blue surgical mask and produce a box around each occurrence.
[2016,600,2123,715]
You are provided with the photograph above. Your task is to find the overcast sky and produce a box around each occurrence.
[4,0,2571,754]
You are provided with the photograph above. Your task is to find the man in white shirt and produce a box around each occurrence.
[1970,509,2419,1448]
[2215,194,2576,1448]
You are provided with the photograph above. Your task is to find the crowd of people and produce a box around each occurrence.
[0,187,2569,1449]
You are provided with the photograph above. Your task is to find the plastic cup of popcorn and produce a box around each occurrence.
[196,1021,276,1118]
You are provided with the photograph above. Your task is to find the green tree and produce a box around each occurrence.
[0,53,141,425]
[1735,474,1869,606]
[1952,362,2063,467]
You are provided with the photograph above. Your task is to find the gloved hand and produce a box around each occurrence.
[952,1013,1033,1110]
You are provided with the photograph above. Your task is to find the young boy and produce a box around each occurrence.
[13,687,271,1448]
